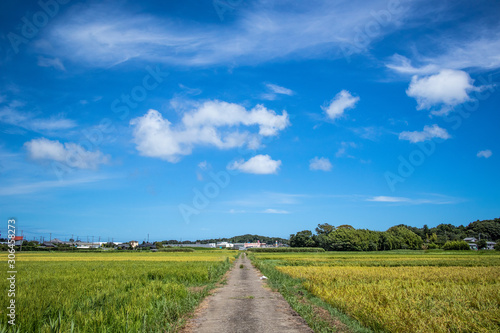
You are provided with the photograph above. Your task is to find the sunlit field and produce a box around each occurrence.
[252,251,500,333]
[0,251,237,332]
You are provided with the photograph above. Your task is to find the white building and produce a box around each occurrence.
[217,242,234,248]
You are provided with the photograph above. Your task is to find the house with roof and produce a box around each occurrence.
[486,242,496,250]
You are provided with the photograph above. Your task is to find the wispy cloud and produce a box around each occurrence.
[399,124,451,143]
[336,142,357,158]
[262,208,290,214]
[386,30,500,74]
[477,150,492,159]
[309,157,332,171]
[367,194,462,205]
[262,83,294,100]
[0,102,76,132]
[39,1,411,67]
[37,56,66,71]
[0,175,112,196]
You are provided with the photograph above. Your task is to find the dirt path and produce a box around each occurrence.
[182,254,313,333]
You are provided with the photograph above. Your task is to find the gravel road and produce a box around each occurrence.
[182,254,313,333]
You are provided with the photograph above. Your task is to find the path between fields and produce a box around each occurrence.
[182,254,313,333]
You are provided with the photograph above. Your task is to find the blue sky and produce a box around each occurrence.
[1,0,499,242]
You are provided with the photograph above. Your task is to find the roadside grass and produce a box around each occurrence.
[250,257,372,333]
[251,250,500,333]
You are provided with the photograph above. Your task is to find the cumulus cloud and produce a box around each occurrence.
[130,101,289,162]
[309,157,332,171]
[24,138,109,169]
[322,90,359,120]
[406,69,477,115]
[227,154,281,174]
[477,150,492,158]
[399,124,451,143]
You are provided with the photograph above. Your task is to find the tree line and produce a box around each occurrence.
[289,218,500,251]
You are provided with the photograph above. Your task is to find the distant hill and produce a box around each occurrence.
[162,234,289,245]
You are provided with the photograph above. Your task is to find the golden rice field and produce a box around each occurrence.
[253,251,500,333]
[0,251,237,333]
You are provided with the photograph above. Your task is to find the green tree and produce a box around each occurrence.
[289,230,316,247]
[476,239,487,250]
[442,240,470,250]
[387,226,423,250]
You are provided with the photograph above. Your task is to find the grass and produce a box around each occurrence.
[251,250,500,333]
[0,251,237,332]
[250,257,372,333]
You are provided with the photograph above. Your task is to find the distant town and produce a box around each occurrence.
[0,234,289,251]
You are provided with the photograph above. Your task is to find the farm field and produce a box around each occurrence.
[0,251,237,332]
[252,250,500,333]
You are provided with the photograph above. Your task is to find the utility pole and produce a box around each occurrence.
[49,233,52,242]
[92,236,94,246]
[87,236,89,243]
[148,234,149,243]
[20,230,23,252]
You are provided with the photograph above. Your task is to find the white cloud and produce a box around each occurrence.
[39,1,410,68]
[335,142,357,158]
[386,54,440,75]
[37,57,66,71]
[198,161,210,170]
[399,124,451,143]
[130,101,289,162]
[227,154,281,175]
[322,90,359,120]
[0,175,112,196]
[29,118,76,131]
[406,69,477,114]
[309,157,332,171]
[386,31,500,74]
[266,83,294,96]
[367,196,409,202]
[367,194,462,205]
[262,209,290,214]
[477,150,492,158]
[24,138,109,169]
[0,103,76,132]
[262,83,294,100]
